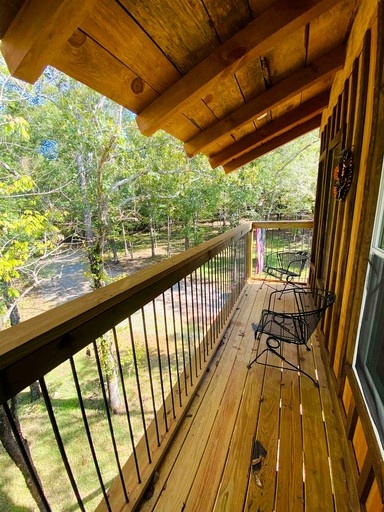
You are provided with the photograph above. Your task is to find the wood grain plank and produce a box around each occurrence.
[119,0,220,74]
[203,0,251,43]
[300,336,334,511]
[80,0,180,94]
[185,47,343,157]
[136,0,345,136]
[183,286,266,512]
[213,286,270,511]
[243,290,284,512]
[263,26,307,84]
[307,0,356,63]
[275,336,304,511]
[1,0,96,82]
[51,30,158,113]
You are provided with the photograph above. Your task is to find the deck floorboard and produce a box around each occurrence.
[138,282,359,512]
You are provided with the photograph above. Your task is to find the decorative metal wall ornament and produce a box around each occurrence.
[333,149,354,200]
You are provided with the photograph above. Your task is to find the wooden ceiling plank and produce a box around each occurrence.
[223,115,321,173]
[210,91,329,168]
[185,46,344,156]
[119,0,220,74]
[0,0,96,83]
[203,0,250,43]
[51,30,158,113]
[81,0,181,95]
[136,0,345,136]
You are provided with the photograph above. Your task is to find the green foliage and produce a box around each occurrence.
[0,54,320,315]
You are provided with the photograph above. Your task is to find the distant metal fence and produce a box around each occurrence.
[251,221,313,283]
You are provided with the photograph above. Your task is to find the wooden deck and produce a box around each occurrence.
[137,282,359,512]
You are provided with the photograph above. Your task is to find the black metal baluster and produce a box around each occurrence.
[2,402,52,511]
[225,246,229,319]
[140,308,160,447]
[112,326,141,483]
[184,277,193,387]
[152,300,168,433]
[202,264,209,357]
[128,317,152,463]
[208,259,214,349]
[177,281,188,397]
[93,340,129,502]
[215,254,221,331]
[171,286,182,407]
[162,292,176,420]
[39,377,86,511]
[190,272,199,377]
[69,356,112,511]
[212,256,218,336]
[194,269,202,370]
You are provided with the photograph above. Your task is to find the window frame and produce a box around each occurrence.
[353,160,384,451]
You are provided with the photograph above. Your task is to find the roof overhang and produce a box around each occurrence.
[0,0,357,171]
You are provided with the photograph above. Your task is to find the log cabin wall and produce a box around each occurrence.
[311,0,384,509]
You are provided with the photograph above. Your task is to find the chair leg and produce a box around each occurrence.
[269,347,319,387]
[247,336,319,387]
[247,347,269,369]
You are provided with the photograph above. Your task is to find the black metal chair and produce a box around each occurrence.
[261,251,310,294]
[247,287,335,386]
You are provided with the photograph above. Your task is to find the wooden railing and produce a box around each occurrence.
[0,223,252,512]
[250,220,314,282]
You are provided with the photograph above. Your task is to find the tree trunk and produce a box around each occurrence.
[0,405,48,511]
[29,382,41,402]
[167,215,171,258]
[109,238,119,264]
[122,224,130,258]
[97,338,124,415]
[193,212,198,245]
[149,213,156,258]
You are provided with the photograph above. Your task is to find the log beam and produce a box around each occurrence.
[209,90,330,168]
[136,0,345,136]
[0,0,96,83]
[186,46,344,157]
[223,115,321,173]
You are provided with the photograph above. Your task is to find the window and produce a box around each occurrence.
[355,163,384,448]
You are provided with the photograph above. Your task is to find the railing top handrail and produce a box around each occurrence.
[252,220,314,229]
[0,222,251,403]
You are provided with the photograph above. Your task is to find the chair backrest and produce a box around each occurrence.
[293,287,336,342]
[265,287,335,345]
[277,251,310,276]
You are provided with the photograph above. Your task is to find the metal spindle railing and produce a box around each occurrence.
[0,223,251,512]
[251,220,313,283]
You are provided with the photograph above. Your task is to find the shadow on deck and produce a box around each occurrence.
[138,282,359,512]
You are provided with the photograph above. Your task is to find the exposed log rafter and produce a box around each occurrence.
[223,115,322,173]
[136,0,345,137]
[0,0,96,83]
[185,46,344,157]
[209,90,330,168]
